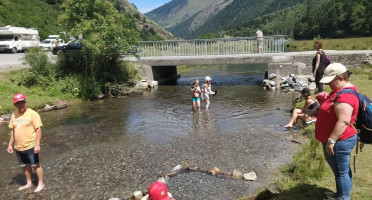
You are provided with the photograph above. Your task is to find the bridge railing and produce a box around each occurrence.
[139,35,285,57]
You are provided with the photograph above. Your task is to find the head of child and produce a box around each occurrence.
[300,88,311,98]
[148,181,171,200]
[193,79,199,87]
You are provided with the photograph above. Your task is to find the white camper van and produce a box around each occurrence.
[0,25,40,53]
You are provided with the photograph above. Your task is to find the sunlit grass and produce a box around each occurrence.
[286,37,372,51]
[0,69,81,114]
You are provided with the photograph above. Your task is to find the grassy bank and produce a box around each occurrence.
[0,69,81,114]
[287,37,372,51]
[0,48,141,115]
[252,65,372,199]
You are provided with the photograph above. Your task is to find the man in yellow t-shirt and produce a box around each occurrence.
[7,93,44,193]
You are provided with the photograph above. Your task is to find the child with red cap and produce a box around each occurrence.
[7,93,44,193]
[141,181,175,200]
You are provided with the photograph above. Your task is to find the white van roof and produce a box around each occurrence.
[0,26,39,35]
[47,35,60,39]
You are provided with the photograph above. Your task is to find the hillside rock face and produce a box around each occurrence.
[118,0,175,40]
[146,0,308,39]
[146,0,233,39]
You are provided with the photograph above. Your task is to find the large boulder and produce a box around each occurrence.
[53,99,68,110]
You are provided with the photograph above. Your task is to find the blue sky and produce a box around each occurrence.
[128,0,172,14]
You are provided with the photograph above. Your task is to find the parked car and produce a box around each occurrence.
[52,39,85,55]
[39,39,65,51]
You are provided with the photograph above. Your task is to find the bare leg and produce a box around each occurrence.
[205,99,210,110]
[192,100,196,111]
[284,109,303,128]
[18,165,33,191]
[197,100,201,112]
[33,164,44,192]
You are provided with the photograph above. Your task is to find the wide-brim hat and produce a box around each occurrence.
[205,76,212,81]
[320,63,347,83]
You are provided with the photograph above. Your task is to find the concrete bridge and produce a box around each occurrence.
[137,48,372,84]
[136,36,372,84]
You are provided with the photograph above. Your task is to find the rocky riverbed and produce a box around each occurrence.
[0,126,302,200]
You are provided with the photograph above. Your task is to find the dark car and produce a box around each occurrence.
[52,39,85,55]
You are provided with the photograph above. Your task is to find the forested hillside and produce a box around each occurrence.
[0,0,62,39]
[221,0,372,39]
[148,0,372,40]
[0,0,173,40]
[188,0,306,39]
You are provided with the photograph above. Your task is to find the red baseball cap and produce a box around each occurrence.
[148,182,170,200]
[13,93,26,104]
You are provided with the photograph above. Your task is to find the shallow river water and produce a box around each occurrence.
[0,64,302,199]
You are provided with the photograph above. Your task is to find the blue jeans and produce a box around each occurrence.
[323,134,357,200]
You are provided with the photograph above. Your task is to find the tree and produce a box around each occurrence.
[58,0,140,98]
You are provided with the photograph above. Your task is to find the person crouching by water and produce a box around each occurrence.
[202,76,217,110]
[315,63,359,200]
[7,93,44,192]
[191,79,201,112]
[284,88,318,129]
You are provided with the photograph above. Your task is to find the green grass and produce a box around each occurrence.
[286,37,372,51]
[248,65,372,200]
[0,69,81,114]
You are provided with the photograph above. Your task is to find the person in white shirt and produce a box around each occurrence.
[202,76,217,110]
[256,29,263,53]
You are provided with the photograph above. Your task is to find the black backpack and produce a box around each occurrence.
[334,89,372,144]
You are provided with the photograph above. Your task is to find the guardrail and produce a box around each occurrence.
[139,35,286,57]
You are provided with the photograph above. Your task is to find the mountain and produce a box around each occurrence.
[112,0,174,40]
[146,0,372,40]
[0,0,174,40]
[146,0,233,37]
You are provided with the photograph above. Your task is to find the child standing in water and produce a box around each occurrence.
[191,79,201,112]
[202,76,216,110]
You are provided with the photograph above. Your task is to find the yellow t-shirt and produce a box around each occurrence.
[8,108,43,151]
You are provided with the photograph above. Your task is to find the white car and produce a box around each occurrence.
[39,39,65,51]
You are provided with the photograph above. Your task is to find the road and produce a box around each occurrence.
[0,52,56,72]
[0,52,26,72]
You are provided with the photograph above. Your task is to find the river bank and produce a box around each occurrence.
[253,65,372,200]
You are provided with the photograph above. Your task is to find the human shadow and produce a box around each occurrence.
[10,173,38,186]
[255,184,330,200]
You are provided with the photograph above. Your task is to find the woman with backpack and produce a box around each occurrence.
[312,41,326,92]
[315,63,359,200]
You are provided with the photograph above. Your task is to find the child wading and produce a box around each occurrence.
[201,76,216,110]
[191,79,201,112]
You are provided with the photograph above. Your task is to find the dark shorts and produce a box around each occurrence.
[15,148,40,167]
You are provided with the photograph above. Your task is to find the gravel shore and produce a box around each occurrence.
[0,127,301,200]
